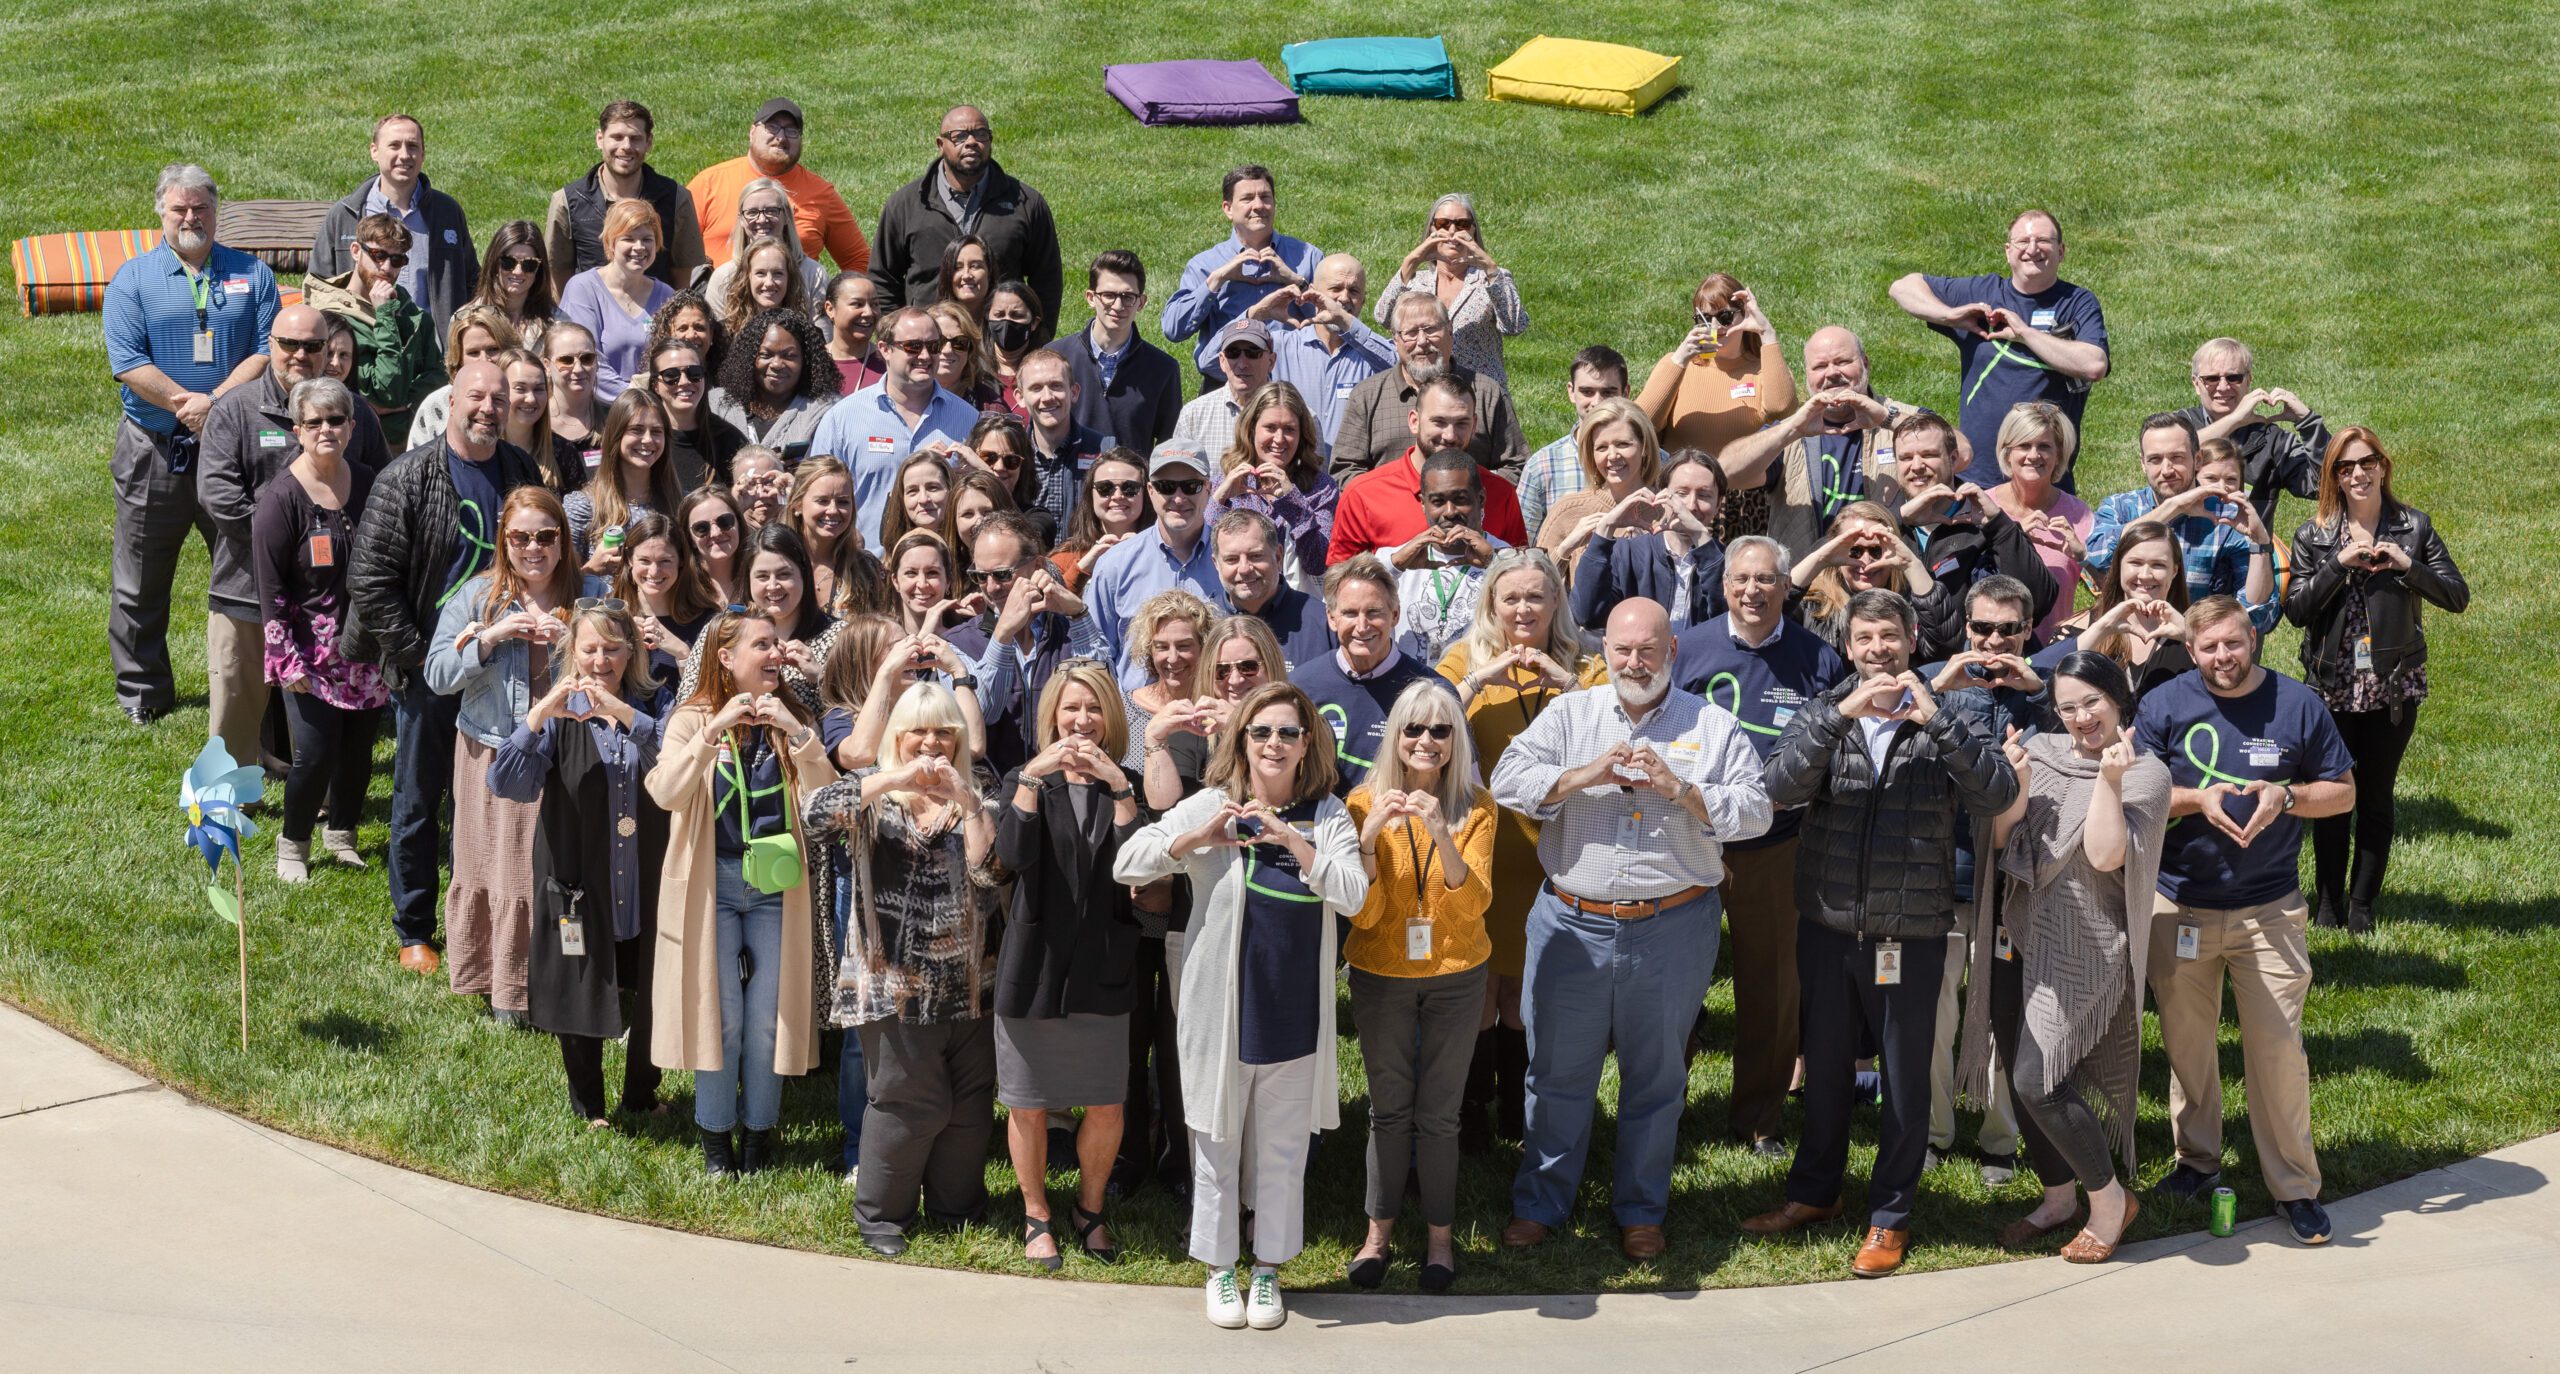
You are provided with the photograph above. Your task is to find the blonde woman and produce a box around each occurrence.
[713,233,814,338]
[405,303,525,449]
[1343,680,1496,1293]
[1535,396,1661,575]
[703,178,827,311]
[1789,499,1940,656]
[808,680,998,1257]
[1984,402,2094,641]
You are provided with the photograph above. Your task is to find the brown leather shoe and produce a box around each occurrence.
[1500,1217,1551,1249]
[399,944,441,975]
[2061,1194,2139,1264]
[1851,1226,1909,1278]
[1740,1199,1844,1236]
[1620,1224,1666,1261]
[1996,1210,2082,1251]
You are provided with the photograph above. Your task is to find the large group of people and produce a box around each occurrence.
[101,96,2471,1328]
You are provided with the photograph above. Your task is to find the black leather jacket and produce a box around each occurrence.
[1763,676,2019,940]
[344,436,543,671]
[2284,503,2466,689]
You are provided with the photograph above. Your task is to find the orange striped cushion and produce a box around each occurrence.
[11,229,162,316]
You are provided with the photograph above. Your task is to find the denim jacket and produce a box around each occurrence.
[425,573,611,746]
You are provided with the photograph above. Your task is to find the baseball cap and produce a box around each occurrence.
[1148,441,1211,477]
[754,98,804,127]
[1214,318,1273,354]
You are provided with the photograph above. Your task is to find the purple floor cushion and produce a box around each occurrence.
[1105,59,1303,126]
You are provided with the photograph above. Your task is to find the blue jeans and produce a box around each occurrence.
[693,857,786,1133]
[833,868,867,1167]
[1513,886,1721,1228]
[387,677,459,946]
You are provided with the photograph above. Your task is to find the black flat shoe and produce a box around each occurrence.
[1070,1203,1119,1264]
[1419,1260,1457,1293]
[1347,1247,1392,1289]
[1022,1215,1064,1272]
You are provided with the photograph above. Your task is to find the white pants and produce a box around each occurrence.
[1164,929,1188,1015]
[1931,931,2019,1155]
[1188,1054,1315,1268]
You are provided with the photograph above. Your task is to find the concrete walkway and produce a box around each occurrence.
[3,1002,2549,1372]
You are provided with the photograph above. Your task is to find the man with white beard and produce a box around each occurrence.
[1488,597,1772,1264]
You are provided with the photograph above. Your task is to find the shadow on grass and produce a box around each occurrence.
[2307,1027,2431,1083]
[2315,944,2467,991]
[2393,794,2512,843]
[2389,892,2560,934]
[296,1010,398,1053]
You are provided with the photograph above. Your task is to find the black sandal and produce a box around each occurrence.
[1022,1215,1063,1272]
[1070,1203,1120,1264]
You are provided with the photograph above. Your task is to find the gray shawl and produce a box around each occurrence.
[1958,732,2169,1172]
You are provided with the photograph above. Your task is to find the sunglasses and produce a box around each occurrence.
[552,351,600,367]
[2195,372,2248,386]
[1214,660,1262,680]
[690,512,739,538]
[1967,619,2026,638]
[653,365,706,385]
[505,528,562,549]
[1090,479,1144,499]
[296,413,351,429]
[1151,479,1205,497]
[884,337,941,356]
[982,449,1023,469]
[1244,724,1305,742]
[272,335,327,356]
[574,596,629,612]
[1222,344,1268,361]
[1696,308,1741,328]
[934,339,971,353]
[1429,217,1475,233]
[967,565,1024,587]
[361,245,411,269]
[499,255,541,274]
[1401,722,1455,740]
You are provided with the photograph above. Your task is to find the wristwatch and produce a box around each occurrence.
[787,726,815,751]
[1108,784,1136,801]
[2280,783,2296,813]
[950,673,980,692]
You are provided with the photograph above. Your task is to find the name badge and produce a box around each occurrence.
[194,330,215,364]
[1405,918,1432,962]
[582,447,603,472]
[1994,928,2014,962]
[2030,309,2058,329]
[1874,939,1903,986]
[1730,381,1758,400]
[866,435,897,452]
[1873,445,1894,467]
[258,429,289,449]
[2353,635,2374,673]
[307,531,336,569]
[223,276,251,299]
[2176,924,2201,961]
[558,916,586,957]
[1771,706,1796,730]
[2247,749,2280,770]
[1615,810,1641,848]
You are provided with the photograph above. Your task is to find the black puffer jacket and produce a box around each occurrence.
[1763,676,2019,939]
[2284,503,2467,690]
[343,436,544,672]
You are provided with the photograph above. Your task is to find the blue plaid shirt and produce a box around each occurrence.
[2085,487,2277,630]
[1516,429,1589,544]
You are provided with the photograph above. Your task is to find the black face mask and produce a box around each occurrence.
[987,318,1035,354]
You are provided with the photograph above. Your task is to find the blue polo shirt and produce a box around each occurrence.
[1672,615,1847,847]
[2136,669,2355,909]
[807,382,982,551]
[1268,318,1395,455]
[1922,272,2108,490]
[103,243,280,433]
[1160,231,1325,379]
[1085,525,1230,691]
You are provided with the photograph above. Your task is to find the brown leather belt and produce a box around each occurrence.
[1546,882,1712,921]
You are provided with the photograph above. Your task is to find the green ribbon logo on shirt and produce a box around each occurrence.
[1964,340,2058,407]
[1243,846,1323,903]
[437,500,497,608]
[1705,673,1784,737]
[2181,722,2252,789]
[1318,701,1368,771]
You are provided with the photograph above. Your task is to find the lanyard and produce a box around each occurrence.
[1503,660,1543,733]
[1401,814,1435,913]
[2181,722,2253,789]
[1705,672,1785,736]
[187,265,212,330]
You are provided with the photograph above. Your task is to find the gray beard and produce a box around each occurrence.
[168,228,211,256]
[1615,671,1668,710]
[1404,358,1447,385]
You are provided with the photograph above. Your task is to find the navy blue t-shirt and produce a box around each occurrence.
[2135,669,2354,909]
[444,452,505,607]
[1923,273,2109,491]
[1291,651,1457,796]
[1237,798,1325,1065]
[712,729,789,857]
[1245,584,1339,675]
[1673,616,1848,849]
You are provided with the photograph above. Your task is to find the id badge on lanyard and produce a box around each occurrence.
[1875,939,1903,985]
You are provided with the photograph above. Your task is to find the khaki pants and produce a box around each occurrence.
[1718,839,1801,1143]
[2146,891,2321,1200]
[206,611,268,769]
[1931,930,2019,1156]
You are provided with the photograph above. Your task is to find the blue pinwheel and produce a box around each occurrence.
[180,740,264,875]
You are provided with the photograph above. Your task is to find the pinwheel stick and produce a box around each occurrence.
[234,853,248,1051]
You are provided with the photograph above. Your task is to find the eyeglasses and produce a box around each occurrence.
[689,512,739,537]
[1090,479,1144,499]
[1151,478,1205,497]
[295,413,351,430]
[1088,289,1141,307]
[1222,344,1267,361]
[1429,217,1475,233]
[505,528,562,549]
[552,351,600,367]
[1967,618,2026,639]
[740,205,788,220]
[1401,722,1455,740]
[574,596,629,612]
[653,365,706,385]
[1393,324,1448,341]
[361,245,411,269]
[940,126,991,143]
[884,337,940,356]
[1214,660,1262,680]
[272,336,327,356]
[2195,372,2248,386]
[499,255,541,274]
[967,564,1023,588]
[1244,724,1305,742]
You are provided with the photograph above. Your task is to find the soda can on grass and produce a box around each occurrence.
[2211,1186,2237,1236]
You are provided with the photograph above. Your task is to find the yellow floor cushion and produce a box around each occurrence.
[1486,36,1682,117]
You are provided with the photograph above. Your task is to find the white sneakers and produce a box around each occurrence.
[1245,1269,1286,1329]
[1205,1266,1246,1328]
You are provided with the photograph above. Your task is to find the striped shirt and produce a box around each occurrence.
[1514,429,1589,549]
[103,243,280,432]
[1488,683,1771,901]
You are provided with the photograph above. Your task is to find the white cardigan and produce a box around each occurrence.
[1115,787,1369,1143]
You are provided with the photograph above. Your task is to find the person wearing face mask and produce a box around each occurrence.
[2087,416,2276,615]
[1205,508,1334,669]
[1293,557,1459,796]
[1669,537,1849,1157]
[545,100,708,291]
[1377,452,1507,663]
[1206,383,1339,599]
[1864,410,2058,650]
[348,360,548,973]
[2043,521,2198,701]
[202,305,392,773]
[1958,652,2170,1263]
[2283,427,2466,934]
[488,602,676,1124]
[305,212,447,428]
[1568,448,1730,634]
[253,377,391,880]
[1342,681,1496,1293]
[427,487,610,1025]
[650,610,840,1176]
[555,201,675,404]
[1890,210,2110,490]
[2175,337,2329,531]
[1085,441,1232,690]
[1118,683,1368,1330]
[1330,293,1526,481]
[1982,403,2094,642]
[1715,327,1915,549]
[1173,319,1280,453]
[1250,253,1394,458]
[564,388,685,566]
[983,280,1048,413]
[2134,596,2357,1246]
[1747,589,2017,1278]
[709,307,841,456]
[1328,379,1529,563]
[990,660,1144,1269]
[1491,597,1774,1263]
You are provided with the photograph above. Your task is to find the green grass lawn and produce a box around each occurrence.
[4,0,2556,1294]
